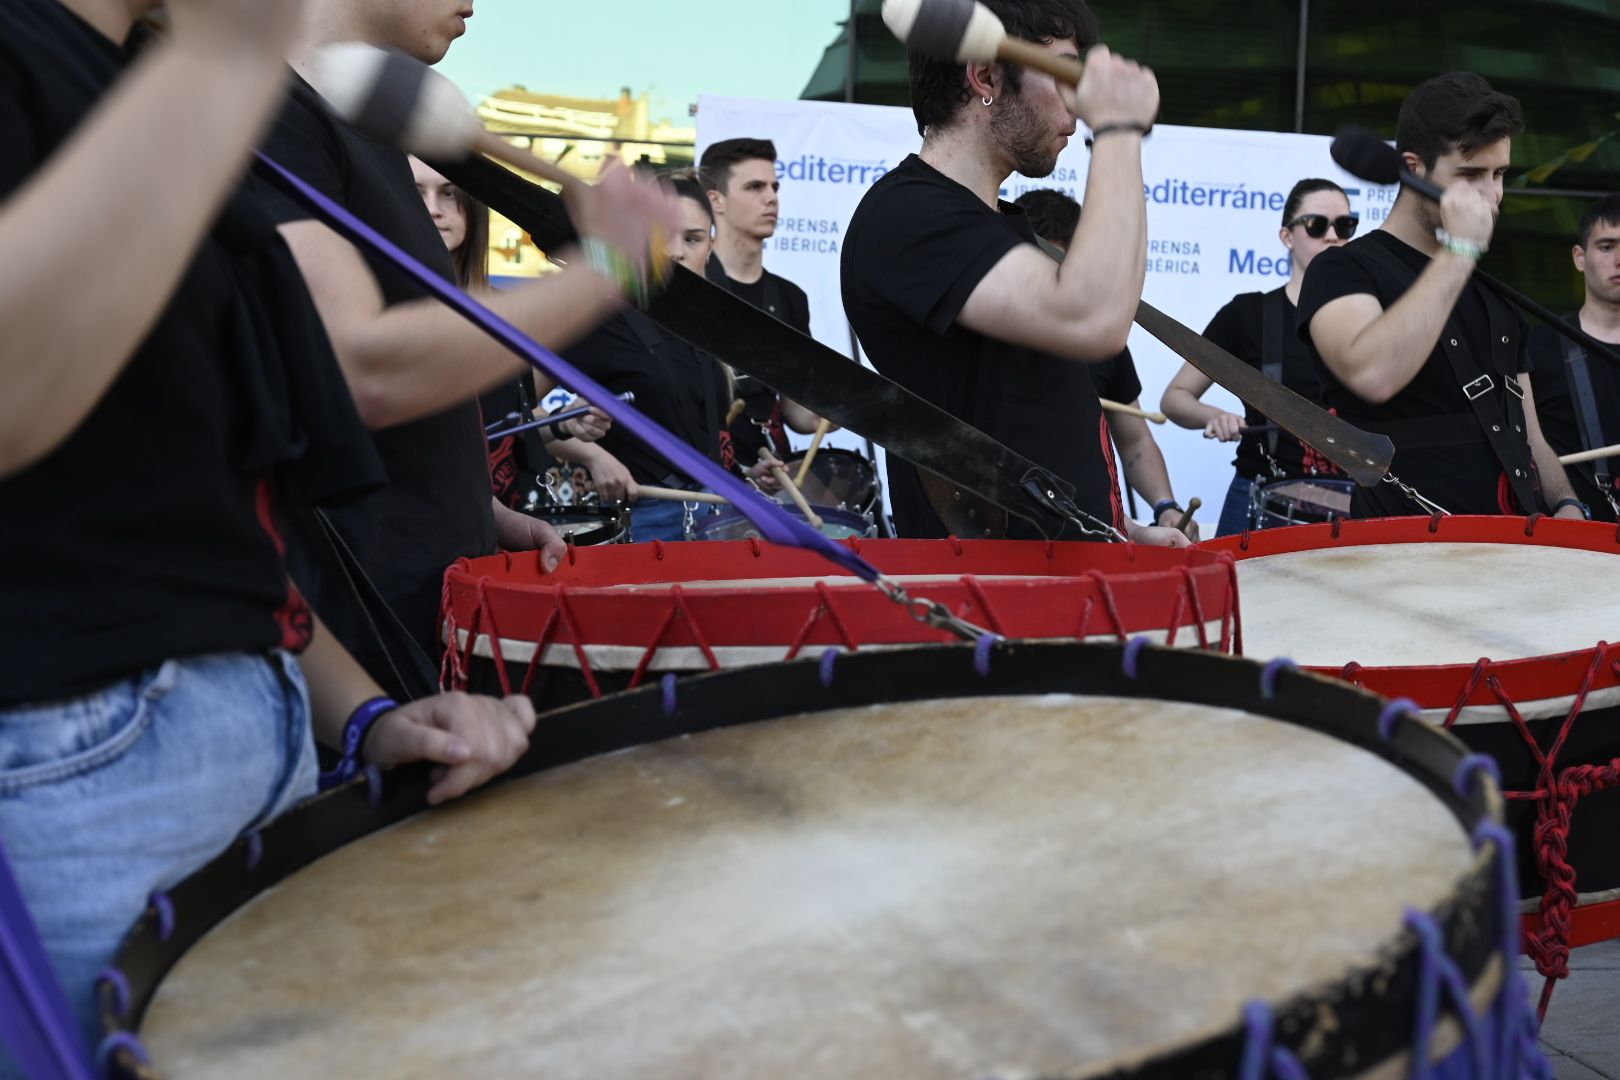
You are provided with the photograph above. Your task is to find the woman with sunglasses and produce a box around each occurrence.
[1161,179,1356,535]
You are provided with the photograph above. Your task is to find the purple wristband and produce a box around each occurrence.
[319,697,398,791]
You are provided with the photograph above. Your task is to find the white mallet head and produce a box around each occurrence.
[881,0,1007,64]
[308,43,483,160]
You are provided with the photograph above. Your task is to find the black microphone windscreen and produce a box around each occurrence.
[1331,129,1402,185]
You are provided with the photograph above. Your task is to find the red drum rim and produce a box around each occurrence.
[441,539,1242,699]
[1199,515,1620,719]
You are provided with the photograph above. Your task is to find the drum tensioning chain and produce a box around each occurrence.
[873,576,994,642]
[1381,472,1453,517]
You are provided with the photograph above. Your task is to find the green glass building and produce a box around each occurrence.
[802,0,1620,308]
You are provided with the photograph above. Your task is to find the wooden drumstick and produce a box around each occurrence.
[636,486,730,505]
[725,398,748,427]
[882,0,1085,87]
[1559,441,1620,466]
[760,450,824,530]
[1174,497,1201,536]
[794,418,835,487]
[1099,398,1168,425]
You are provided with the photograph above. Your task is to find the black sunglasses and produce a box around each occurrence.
[1286,213,1359,239]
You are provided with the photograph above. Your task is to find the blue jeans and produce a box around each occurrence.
[1216,474,1258,537]
[629,496,694,543]
[0,652,318,1072]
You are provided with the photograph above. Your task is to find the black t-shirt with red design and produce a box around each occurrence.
[0,0,380,705]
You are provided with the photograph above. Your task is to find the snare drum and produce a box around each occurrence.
[1202,515,1620,1001]
[1251,477,1355,528]
[101,643,1543,1079]
[774,446,880,518]
[441,539,1241,712]
[688,503,875,542]
[515,502,627,546]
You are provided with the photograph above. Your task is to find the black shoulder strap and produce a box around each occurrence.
[1558,313,1613,489]
[1260,289,1287,457]
[760,274,784,322]
[1354,239,1540,512]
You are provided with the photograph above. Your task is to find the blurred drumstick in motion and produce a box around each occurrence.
[636,486,730,505]
[882,0,1084,86]
[1241,422,1279,436]
[1175,497,1201,537]
[760,450,824,530]
[795,418,835,486]
[1099,398,1167,424]
[1559,441,1620,466]
[725,398,748,427]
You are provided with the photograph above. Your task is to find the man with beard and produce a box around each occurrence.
[1526,195,1620,520]
[840,0,1182,545]
[1298,72,1582,520]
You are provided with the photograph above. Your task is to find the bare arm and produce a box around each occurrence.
[1108,409,1175,509]
[1521,373,1579,511]
[0,14,297,477]
[780,398,822,434]
[1160,362,1228,429]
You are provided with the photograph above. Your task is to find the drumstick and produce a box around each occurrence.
[725,398,748,427]
[1240,423,1279,436]
[881,0,1085,87]
[1099,398,1168,424]
[636,486,730,505]
[1174,497,1201,536]
[1558,441,1620,466]
[760,450,824,530]
[794,418,834,486]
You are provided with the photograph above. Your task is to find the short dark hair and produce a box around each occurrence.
[699,138,777,194]
[663,175,714,224]
[908,0,1099,138]
[1576,194,1620,248]
[1014,188,1080,244]
[1396,72,1524,173]
[1282,178,1348,225]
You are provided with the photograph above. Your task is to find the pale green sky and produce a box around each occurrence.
[437,1,853,122]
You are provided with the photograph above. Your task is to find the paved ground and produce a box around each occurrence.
[1529,938,1620,1078]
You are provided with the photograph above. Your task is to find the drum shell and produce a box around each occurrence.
[1251,478,1355,529]
[774,446,879,518]
[513,503,627,546]
[443,539,1242,714]
[689,503,876,541]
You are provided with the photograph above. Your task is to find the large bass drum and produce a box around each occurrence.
[102,643,1542,1079]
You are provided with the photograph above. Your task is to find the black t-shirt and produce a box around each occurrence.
[1529,314,1620,519]
[568,310,731,485]
[1297,230,1530,517]
[1203,289,1337,481]
[258,76,497,693]
[706,255,810,466]
[1087,348,1143,408]
[842,154,1116,539]
[0,1,379,705]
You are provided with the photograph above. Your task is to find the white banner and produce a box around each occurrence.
[696,95,1395,524]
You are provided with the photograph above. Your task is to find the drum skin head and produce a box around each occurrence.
[140,695,1469,1079]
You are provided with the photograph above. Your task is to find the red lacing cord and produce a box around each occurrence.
[1220,553,1243,656]
[959,577,1006,638]
[519,609,560,697]
[1084,572,1130,641]
[552,588,601,698]
[474,579,515,697]
[626,584,721,689]
[1176,566,1211,650]
[439,571,467,691]
[783,582,860,661]
[1162,589,1186,649]
[1529,754,1620,1019]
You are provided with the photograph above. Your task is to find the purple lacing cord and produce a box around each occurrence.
[1472,820,1554,1079]
[1452,753,1502,798]
[818,649,838,687]
[661,673,678,717]
[97,1031,151,1073]
[973,634,1002,677]
[1377,697,1420,743]
[1404,907,1490,1079]
[252,152,879,585]
[1238,1000,1310,1080]
[1121,635,1151,679]
[364,765,384,809]
[244,831,264,873]
[95,969,131,1019]
[1259,657,1297,700]
[148,893,175,944]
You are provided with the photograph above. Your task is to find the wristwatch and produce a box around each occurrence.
[1152,499,1183,522]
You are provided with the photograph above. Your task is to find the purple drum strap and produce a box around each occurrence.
[252,152,879,583]
[0,836,93,1078]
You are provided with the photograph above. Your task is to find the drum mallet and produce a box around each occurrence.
[794,418,835,486]
[1559,441,1620,466]
[1174,497,1201,537]
[485,392,634,443]
[1100,398,1168,425]
[725,398,748,427]
[760,449,824,530]
[882,0,1084,86]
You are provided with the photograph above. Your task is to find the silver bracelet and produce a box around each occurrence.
[1435,228,1487,261]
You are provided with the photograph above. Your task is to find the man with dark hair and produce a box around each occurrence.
[1299,72,1583,519]
[1014,188,1197,537]
[1526,194,1620,520]
[842,0,1182,545]
[698,137,822,480]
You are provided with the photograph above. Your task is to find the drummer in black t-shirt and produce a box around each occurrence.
[1297,72,1583,521]
[842,0,1182,546]
[0,0,537,1055]
[699,137,825,487]
[263,0,678,698]
[1162,179,1350,535]
[1017,188,1198,538]
[1526,196,1620,521]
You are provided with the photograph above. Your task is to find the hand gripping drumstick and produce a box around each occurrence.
[1099,398,1167,424]
[1558,441,1620,466]
[882,0,1085,86]
[760,449,825,530]
[1174,497,1201,536]
[795,418,835,486]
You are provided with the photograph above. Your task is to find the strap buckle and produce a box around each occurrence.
[1462,374,1495,401]
[1504,376,1524,400]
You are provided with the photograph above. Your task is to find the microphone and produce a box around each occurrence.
[1329,128,1443,200]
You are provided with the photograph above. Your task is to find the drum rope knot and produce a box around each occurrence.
[1237,1000,1309,1080]
[1260,657,1297,700]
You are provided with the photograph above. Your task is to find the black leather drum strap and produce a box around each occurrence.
[1558,316,1613,491]
[1260,288,1287,459]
